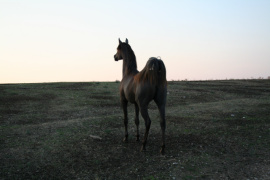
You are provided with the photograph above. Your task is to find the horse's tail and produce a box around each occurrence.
[136,57,167,87]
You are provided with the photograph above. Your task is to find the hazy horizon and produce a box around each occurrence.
[1,0,270,83]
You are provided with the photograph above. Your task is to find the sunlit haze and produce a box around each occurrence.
[1,0,270,83]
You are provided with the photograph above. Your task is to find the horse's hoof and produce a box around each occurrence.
[140,146,146,152]
[123,137,128,142]
[160,146,165,155]
[160,149,165,155]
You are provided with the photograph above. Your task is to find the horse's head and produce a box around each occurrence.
[114,38,129,61]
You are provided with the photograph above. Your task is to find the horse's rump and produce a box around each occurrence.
[135,57,167,87]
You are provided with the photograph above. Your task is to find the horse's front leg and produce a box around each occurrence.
[134,103,140,141]
[121,99,128,142]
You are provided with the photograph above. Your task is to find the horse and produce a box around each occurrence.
[114,38,167,154]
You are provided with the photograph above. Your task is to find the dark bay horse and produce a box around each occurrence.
[114,38,167,154]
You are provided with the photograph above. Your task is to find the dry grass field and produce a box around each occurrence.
[1,80,270,179]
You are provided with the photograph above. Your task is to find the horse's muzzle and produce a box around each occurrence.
[114,55,119,61]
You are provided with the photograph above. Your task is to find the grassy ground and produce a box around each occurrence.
[0,80,270,179]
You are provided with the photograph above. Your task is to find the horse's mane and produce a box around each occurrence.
[121,43,137,74]
[135,57,167,86]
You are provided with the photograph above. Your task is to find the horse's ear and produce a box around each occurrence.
[125,38,128,44]
[119,38,122,44]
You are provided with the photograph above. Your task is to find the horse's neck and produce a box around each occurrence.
[122,56,138,78]
[122,60,136,77]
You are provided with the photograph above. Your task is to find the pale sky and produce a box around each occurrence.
[1,0,270,83]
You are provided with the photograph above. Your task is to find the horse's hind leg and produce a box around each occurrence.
[139,107,151,151]
[157,104,166,155]
[135,103,140,141]
[122,99,128,142]
[155,92,167,155]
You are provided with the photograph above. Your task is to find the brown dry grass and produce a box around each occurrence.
[1,80,270,179]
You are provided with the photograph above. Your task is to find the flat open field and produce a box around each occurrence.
[1,80,270,179]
